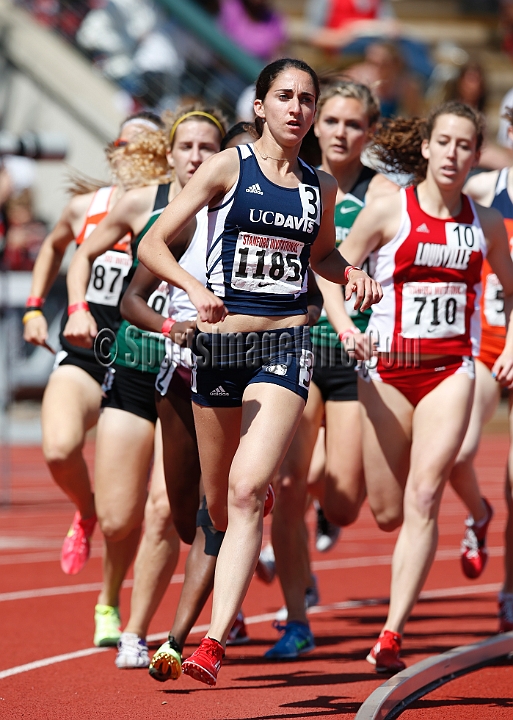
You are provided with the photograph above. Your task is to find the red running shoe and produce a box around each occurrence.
[182,637,224,686]
[460,498,493,579]
[264,485,275,517]
[61,511,97,575]
[366,630,406,674]
[498,593,513,633]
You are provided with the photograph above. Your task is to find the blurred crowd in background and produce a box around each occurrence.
[3,0,513,275]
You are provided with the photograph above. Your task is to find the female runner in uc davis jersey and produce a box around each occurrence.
[138,58,382,686]
[22,112,166,577]
[340,101,513,673]
[62,106,225,659]
[266,80,399,660]
[448,104,513,629]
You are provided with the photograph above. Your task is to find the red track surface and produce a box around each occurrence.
[1,430,512,719]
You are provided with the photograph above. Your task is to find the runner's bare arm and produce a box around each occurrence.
[464,171,498,207]
[310,172,382,312]
[24,194,89,346]
[120,262,195,343]
[138,151,238,323]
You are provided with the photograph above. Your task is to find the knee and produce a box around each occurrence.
[98,511,141,543]
[274,474,307,516]
[43,437,81,468]
[407,482,439,520]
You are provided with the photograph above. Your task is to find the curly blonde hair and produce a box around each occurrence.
[105,129,171,190]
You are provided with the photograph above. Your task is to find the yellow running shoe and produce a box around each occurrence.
[149,634,182,682]
[94,604,121,647]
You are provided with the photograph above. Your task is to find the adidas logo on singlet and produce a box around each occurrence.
[210,385,229,396]
[246,183,264,195]
[416,223,430,233]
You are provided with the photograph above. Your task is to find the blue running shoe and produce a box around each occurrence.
[264,621,315,660]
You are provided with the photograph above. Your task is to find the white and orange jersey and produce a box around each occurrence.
[478,168,513,369]
[75,186,132,309]
[368,185,486,357]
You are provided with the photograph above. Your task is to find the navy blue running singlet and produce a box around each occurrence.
[206,143,322,316]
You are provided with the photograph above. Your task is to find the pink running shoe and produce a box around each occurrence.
[460,498,493,579]
[264,485,275,517]
[182,637,224,686]
[366,630,406,674]
[61,511,97,575]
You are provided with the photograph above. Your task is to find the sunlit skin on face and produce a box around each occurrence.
[254,69,317,149]
[315,96,370,168]
[168,120,222,188]
[421,114,479,189]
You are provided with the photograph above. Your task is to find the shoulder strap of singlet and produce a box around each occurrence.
[75,185,115,244]
[153,183,170,211]
[349,166,377,202]
[494,167,509,196]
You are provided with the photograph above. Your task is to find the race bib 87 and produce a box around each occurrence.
[231,232,304,295]
[85,250,132,306]
[401,281,466,339]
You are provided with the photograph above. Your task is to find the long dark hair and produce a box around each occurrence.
[254,58,320,136]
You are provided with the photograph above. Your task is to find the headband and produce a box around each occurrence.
[121,118,161,132]
[169,111,225,145]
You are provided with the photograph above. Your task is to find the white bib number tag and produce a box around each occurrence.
[231,232,304,295]
[483,273,505,327]
[445,222,480,251]
[402,282,466,339]
[85,251,132,306]
[148,281,170,317]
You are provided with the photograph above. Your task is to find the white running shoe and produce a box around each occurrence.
[115,632,150,669]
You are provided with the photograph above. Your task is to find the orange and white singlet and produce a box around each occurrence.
[367,186,487,358]
[478,168,513,370]
[59,186,132,361]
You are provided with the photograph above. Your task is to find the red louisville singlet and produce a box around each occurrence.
[367,186,486,357]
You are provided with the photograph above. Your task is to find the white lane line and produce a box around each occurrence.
[0,574,185,603]
[0,648,110,680]
[0,582,502,681]
[0,546,504,603]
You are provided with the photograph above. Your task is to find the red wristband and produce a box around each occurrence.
[339,326,361,344]
[344,265,362,284]
[68,302,90,315]
[26,296,44,308]
[161,318,176,337]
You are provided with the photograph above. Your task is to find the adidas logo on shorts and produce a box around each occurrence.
[210,385,229,396]
[246,183,264,195]
[416,223,429,233]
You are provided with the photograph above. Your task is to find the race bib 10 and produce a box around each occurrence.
[401,281,466,339]
[231,232,304,295]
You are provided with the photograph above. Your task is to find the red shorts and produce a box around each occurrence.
[361,355,475,407]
